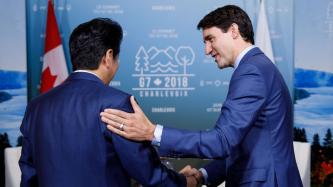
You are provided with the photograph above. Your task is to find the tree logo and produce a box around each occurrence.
[132,46,196,98]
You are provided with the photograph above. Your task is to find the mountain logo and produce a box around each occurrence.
[134,46,195,75]
[132,46,196,98]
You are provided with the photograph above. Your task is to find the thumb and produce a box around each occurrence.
[179,165,192,175]
[130,96,143,113]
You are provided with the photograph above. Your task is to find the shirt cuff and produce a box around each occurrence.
[199,168,208,185]
[151,124,163,147]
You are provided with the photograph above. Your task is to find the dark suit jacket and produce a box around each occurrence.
[19,72,185,187]
[158,47,303,187]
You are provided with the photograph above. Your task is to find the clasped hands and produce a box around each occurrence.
[179,165,203,187]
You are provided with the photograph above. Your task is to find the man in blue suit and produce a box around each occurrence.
[100,5,303,187]
[19,18,190,187]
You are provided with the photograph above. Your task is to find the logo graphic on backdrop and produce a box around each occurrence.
[132,46,195,97]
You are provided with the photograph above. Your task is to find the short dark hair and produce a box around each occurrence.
[197,5,254,44]
[69,18,123,71]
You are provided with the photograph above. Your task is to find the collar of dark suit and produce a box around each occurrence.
[238,47,264,66]
[66,72,105,85]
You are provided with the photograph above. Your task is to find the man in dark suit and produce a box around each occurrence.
[100,5,303,187]
[19,18,190,187]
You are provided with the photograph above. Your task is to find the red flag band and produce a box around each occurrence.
[40,0,68,93]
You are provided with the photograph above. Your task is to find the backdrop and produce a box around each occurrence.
[26,0,294,131]
[0,1,27,186]
[0,0,27,148]
[294,0,333,185]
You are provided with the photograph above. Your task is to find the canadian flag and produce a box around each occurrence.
[40,0,68,93]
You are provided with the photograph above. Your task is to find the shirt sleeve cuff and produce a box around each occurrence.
[151,124,163,147]
[199,168,209,185]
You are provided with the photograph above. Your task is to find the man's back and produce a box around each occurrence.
[20,72,133,186]
[20,72,185,187]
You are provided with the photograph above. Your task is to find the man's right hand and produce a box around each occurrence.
[100,96,155,141]
[180,165,203,187]
[186,175,199,187]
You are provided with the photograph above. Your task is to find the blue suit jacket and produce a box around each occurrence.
[158,48,303,187]
[19,72,185,187]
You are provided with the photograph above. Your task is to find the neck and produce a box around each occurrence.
[232,41,253,64]
[86,69,111,85]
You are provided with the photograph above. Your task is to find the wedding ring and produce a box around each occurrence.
[119,123,125,131]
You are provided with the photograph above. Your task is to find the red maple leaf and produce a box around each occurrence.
[40,67,57,93]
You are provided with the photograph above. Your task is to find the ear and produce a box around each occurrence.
[104,49,114,69]
[105,49,114,62]
[230,23,240,39]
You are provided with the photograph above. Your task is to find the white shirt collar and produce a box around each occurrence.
[234,45,255,70]
[74,70,100,79]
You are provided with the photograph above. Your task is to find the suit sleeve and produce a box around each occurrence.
[158,64,267,159]
[204,160,226,187]
[19,105,38,187]
[104,96,186,187]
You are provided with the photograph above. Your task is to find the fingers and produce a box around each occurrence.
[185,175,198,187]
[130,96,143,113]
[106,124,129,138]
[180,165,199,177]
[101,115,118,129]
[104,108,131,120]
[193,170,202,180]
[179,165,192,175]
[180,165,202,186]
[100,111,130,127]
[193,169,203,185]
[106,123,147,141]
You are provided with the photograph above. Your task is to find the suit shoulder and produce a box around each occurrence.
[102,86,131,99]
[240,53,278,76]
[249,53,274,67]
[27,91,50,108]
[99,86,134,113]
[29,81,69,104]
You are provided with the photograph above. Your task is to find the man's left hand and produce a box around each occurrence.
[100,96,155,141]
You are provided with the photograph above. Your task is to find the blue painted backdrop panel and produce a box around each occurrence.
[294,0,333,143]
[26,0,294,131]
[0,0,27,146]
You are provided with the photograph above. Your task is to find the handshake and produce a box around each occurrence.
[179,165,204,187]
